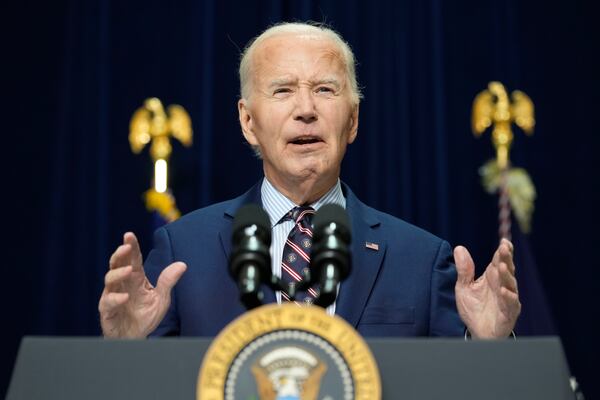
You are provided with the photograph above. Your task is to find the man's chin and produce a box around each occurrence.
[288,167,321,182]
[265,156,337,183]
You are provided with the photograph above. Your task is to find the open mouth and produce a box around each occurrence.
[289,136,323,145]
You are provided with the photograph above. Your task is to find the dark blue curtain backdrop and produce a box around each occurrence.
[4,0,599,397]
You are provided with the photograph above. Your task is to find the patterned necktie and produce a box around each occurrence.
[281,206,318,303]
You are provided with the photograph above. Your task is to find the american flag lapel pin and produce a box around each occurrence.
[365,241,379,251]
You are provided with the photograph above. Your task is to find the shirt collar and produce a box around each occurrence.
[260,177,346,227]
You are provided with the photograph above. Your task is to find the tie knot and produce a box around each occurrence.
[287,206,315,225]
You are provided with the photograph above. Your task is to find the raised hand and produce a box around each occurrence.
[454,239,521,338]
[98,232,187,338]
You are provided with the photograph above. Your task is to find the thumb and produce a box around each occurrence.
[156,262,187,298]
[454,246,475,286]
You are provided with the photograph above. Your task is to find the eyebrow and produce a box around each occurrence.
[268,77,342,89]
[268,78,297,89]
[312,78,341,89]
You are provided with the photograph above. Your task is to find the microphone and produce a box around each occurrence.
[229,204,272,310]
[310,204,352,308]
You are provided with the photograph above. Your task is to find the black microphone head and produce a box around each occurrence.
[230,204,272,281]
[230,204,272,310]
[313,203,351,243]
[310,204,352,306]
[232,204,272,246]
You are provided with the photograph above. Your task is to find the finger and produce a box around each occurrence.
[498,263,518,293]
[491,245,502,267]
[155,262,187,299]
[498,243,516,276]
[500,238,514,255]
[453,246,475,286]
[109,244,132,270]
[98,292,130,315]
[499,287,521,317]
[490,240,514,272]
[501,287,521,305]
[104,266,133,292]
[123,232,144,270]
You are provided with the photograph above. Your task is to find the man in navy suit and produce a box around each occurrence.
[99,22,521,339]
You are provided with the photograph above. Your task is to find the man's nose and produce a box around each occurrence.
[293,88,317,123]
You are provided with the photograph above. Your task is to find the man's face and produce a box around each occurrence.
[238,34,358,195]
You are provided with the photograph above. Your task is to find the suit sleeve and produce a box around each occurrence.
[428,240,465,336]
[144,226,181,336]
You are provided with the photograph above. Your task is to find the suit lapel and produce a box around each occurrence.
[335,184,386,327]
[217,181,277,304]
[216,180,385,316]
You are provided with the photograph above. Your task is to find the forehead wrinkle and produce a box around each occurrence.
[307,49,348,90]
[250,34,351,96]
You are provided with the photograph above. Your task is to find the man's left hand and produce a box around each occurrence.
[454,239,521,338]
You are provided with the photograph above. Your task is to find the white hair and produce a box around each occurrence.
[239,22,362,106]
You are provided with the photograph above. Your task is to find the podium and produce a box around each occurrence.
[6,336,574,400]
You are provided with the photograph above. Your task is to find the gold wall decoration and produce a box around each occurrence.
[472,81,535,170]
[129,97,193,222]
[472,82,536,236]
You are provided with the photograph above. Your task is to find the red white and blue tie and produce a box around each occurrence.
[280,206,318,304]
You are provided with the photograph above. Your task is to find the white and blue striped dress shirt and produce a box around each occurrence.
[261,177,346,315]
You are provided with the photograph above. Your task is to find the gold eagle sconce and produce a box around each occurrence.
[129,97,193,222]
[472,82,536,234]
[472,81,535,170]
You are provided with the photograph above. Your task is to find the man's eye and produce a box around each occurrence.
[316,86,334,93]
[274,88,292,95]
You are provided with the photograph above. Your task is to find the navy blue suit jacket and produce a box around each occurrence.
[145,182,464,337]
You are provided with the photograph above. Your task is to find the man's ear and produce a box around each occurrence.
[238,99,258,145]
[347,104,359,144]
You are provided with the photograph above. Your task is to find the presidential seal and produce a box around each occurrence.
[197,303,381,400]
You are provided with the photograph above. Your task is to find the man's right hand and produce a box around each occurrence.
[98,232,187,338]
